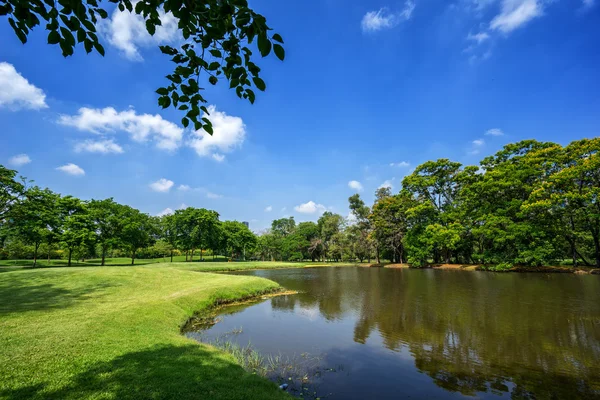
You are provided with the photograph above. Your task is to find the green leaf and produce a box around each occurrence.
[181,117,189,128]
[76,29,86,43]
[156,87,169,95]
[246,89,256,104]
[273,44,285,61]
[209,76,218,85]
[272,33,284,43]
[253,77,266,91]
[146,20,156,35]
[208,62,220,71]
[96,8,108,19]
[93,41,105,56]
[84,38,93,53]
[202,122,213,135]
[48,30,60,44]
[209,49,222,58]
[257,34,271,57]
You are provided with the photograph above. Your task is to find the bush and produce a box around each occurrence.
[480,262,514,272]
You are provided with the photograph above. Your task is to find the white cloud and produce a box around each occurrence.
[348,180,364,192]
[212,153,225,162]
[177,184,191,191]
[294,201,327,214]
[490,0,543,33]
[99,5,179,61]
[265,206,273,212]
[149,178,174,192]
[469,139,486,155]
[56,163,85,176]
[59,107,183,151]
[8,154,31,167]
[74,139,124,154]
[361,1,415,32]
[485,128,504,136]
[157,207,174,217]
[390,161,410,168]
[582,0,595,8]
[0,62,47,110]
[206,192,222,199]
[467,31,490,44]
[379,180,394,190]
[188,106,245,161]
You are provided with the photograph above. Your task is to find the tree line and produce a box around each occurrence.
[1,137,598,268]
[0,171,256,266]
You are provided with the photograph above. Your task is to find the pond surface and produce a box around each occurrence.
[186,267,600,399]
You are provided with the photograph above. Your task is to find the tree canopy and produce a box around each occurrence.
[1,0,284,133]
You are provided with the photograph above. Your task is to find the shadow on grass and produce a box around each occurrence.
[0,344,286,400]
[0,276,113,315]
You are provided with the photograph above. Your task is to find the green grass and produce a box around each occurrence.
[0,265,291,400]
[0,255,231,269]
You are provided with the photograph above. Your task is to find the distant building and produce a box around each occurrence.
[242,221,249,228]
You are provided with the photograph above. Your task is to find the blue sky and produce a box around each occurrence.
[1,0,599,231]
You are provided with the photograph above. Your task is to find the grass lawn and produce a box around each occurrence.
[0,265,292,400]
[0,255,231,269]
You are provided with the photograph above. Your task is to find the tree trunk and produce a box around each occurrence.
[190,248,194,261]
[131,250,136,265]
[33,242,39,267]
[101,248,106,266]
[594,233,600,269]
[376,247,380,264]
[170,250,173,262]
[200,247,203,261]
[68,248,72,267]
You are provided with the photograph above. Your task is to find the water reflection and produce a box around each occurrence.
[193,268,600,399]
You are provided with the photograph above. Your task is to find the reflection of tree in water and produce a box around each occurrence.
[351,269,600,398]
[270,268,600,398]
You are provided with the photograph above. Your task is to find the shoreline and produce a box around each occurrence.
[371,263,599,274]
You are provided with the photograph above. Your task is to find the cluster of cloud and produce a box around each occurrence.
[389,161,410,168]
[468,128,505,155]
[99,4,179,61]
[56,163,85,176]
[294,201,327,214]
[485,128,504,136]
[188,106,246,162]
[8,152,84,177]
[74,139,124,154]
[59,107,183,152]
[264,206,273,212]
[379,180,394,190]
[0,62,47,111]
[462,0,597,62]
[8,154,32,167]
[348,180,364,192]
[149,178,174,193]
[361,1,415,32]
[149,180,224,200]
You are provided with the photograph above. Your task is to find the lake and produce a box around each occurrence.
[186,267,600,399]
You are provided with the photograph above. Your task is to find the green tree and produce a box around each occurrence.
[119,206,156,265]
[8,187,60,267]
[221,220,256,260]
[88,198,123,266]
[58,196,94,267]
[0,165,25,220]
[2,0,284,132]
[348,194,374,262]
